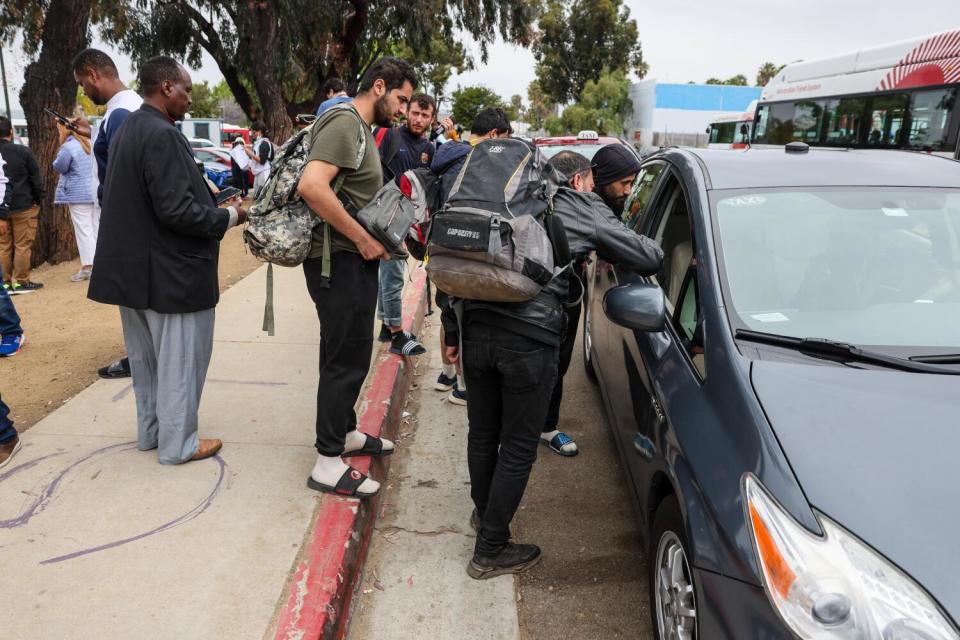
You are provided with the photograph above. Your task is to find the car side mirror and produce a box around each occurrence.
[603,282,666,332]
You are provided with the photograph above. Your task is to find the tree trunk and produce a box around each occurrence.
[245,1,291,142]
[19,0,92,266]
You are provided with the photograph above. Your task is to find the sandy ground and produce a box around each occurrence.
[1,225,262,433]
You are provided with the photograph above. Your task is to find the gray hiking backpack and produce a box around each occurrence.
[356,169,435,258]
[426,138,561,302]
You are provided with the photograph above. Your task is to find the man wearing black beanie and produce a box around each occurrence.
[591,143,643,216]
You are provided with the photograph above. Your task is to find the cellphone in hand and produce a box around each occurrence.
[216,187,241,204]
[44,108,79,132]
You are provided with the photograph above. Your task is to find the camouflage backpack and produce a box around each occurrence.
[243,103,367,268]
[242,103,367,334]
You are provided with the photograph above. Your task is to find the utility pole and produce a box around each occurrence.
[0,46,10,119]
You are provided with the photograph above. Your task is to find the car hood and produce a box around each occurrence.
[750,359,960,621]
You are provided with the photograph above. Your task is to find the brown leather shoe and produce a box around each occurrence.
[190,438,222,461]
[0,435,22,470]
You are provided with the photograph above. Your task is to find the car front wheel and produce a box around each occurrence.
[650,495,698,640]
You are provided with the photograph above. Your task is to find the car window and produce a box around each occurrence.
[675,269,706,378]
[650,180,695,311]
[623,161,666,229]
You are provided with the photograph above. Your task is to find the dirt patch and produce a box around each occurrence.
[1,224,262,432]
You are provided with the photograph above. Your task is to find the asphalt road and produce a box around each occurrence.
[515,325,653,640]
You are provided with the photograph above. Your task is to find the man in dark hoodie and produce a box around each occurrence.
[427,107,511,405]
[442,144,663,580]
[591,143,643,218]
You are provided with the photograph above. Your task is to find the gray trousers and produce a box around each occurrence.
[119,306,215,464]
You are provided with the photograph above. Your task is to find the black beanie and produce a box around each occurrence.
[591,144,643,186]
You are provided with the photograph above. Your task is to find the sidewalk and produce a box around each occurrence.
[0,263,404,639]
[349,317,520,639]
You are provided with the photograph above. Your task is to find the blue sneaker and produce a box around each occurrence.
[448,384,467,406]
[435,372,457,391]
[0,333,25,357]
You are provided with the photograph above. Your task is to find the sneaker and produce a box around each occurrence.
[390,332,426,356]
[70,268,92,282]
[448,384,468,406]
[12,281,42,293]
[0,333,25,357]
[377,324,392,342]
[467,542,542,580]
[98,357,131,379]
[435,372,457,391]
[0,436,22,470]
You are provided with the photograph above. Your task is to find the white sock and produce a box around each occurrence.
[343,429,394,454]
[310,454,380,494]
[442,363,456,378]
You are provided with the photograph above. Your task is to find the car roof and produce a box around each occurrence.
[660,147,960,190]
[534,136,622,146]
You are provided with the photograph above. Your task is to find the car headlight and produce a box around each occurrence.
[744,475,958,639]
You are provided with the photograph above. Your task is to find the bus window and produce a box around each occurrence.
[823,97,865,146]
[754,105,770,141]
[907,88,957,151]
[767,102,795,144]
[866,94,909,147]
[793,101,825,143]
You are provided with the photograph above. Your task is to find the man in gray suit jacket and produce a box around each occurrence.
[89,56,247,464]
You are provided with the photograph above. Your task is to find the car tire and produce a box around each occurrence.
[650,495,698,640]
[582,299,598,382]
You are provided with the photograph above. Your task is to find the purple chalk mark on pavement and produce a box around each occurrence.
[40,454,227,565]
[207,378,288,387]
[0,451,66,484]
[111,384,134,402]
[0,442,135,530]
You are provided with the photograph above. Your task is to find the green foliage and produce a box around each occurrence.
[756,62,786,87]
[556,68,631,136]
[187,81,221,118]
[533,0,645,104]
[391,36,473,106]
[77,87,106,117]
[706,75,749,86]
[451,85,505,130]
[526,80,555,131]
[505,94,524,122]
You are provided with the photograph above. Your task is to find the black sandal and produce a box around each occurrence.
[306,466,378,498]
[342,434,394,458]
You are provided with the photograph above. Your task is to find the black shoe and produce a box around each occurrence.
[378,324,392,342]
[467,542,542,580]
[98,356,131,379]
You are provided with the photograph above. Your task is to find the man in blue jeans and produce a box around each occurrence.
[374,94,442,356]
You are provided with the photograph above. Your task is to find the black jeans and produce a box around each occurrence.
[462,322,559,556]
[303,252,380,456]
[231,165,248,196]
[543,300,581,433]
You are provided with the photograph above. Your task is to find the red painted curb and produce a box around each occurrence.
[273,265,429,640]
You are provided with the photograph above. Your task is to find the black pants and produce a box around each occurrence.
[231,165,248,196]
[303,252,380,456]
[543,300,581,433]
[462,322,559,556]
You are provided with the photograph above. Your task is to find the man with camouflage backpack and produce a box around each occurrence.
[295,57,416,498]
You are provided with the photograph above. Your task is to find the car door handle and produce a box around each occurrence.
[633,434,655,460]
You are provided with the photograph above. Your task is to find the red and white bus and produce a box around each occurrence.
[707,101,758,149]
[752,29,960,158]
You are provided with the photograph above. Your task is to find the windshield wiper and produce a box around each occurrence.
[735,329,960,375]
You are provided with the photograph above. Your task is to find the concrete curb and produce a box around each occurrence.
[272,265,429,640]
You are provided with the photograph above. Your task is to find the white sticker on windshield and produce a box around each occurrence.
[724,195,767,207]
[882,207,908,217]
[751,312,789,323]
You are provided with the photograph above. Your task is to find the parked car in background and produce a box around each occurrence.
[188,137,218,149]
[193,147,252,188]
[534,130,637,160]
[585,144,960,639]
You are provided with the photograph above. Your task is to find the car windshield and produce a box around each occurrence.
[537,143,606,160]
[713,188,960,350]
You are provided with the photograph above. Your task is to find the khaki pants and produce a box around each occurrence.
[0,205,40,284]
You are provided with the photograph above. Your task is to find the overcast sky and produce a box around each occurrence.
[2,0,956,116]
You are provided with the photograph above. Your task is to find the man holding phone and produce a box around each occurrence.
[72,48,142,379]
